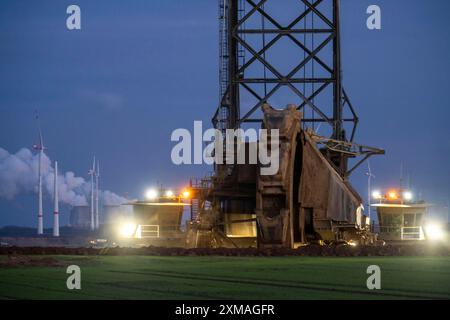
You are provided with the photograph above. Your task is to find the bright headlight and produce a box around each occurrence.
[403,191,413,201]
[120,223,136,238]
[165,190,174,197]
[372,190,382,199]
[145,189,158,200]
[182,190,190,199]
[388,191,398,200]
[425,224,445,241]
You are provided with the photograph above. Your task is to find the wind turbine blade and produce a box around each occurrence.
[35,110,44,148]
[39,128,43,147]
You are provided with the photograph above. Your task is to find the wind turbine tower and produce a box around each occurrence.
[365,162,375,224]
[53,161,59,237]
[89,157,96,231]
[95,160,100,230]
[33,113,45,235]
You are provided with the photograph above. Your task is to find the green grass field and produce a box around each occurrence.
[0,255,449,300]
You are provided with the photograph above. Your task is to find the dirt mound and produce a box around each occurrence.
[0,243,449,257]
[0,255,66,268]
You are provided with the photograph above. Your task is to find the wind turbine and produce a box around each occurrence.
[88,157,96,231]
[33,112,45,235]
[365,161,375,226]
[53,161,59,237]
[95,160,100,230]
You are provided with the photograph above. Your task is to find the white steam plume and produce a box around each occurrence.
[0,147,127,206]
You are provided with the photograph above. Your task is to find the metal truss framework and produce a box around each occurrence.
[308,131,385,178]
[213,0,358,142]
[212,0,386,177]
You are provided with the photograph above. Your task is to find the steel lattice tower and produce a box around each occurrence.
[213,0,358,143]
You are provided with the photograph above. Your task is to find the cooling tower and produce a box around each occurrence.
[70,205,91,229]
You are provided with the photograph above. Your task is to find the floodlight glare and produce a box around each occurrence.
[145,189,158,200]
[425,224,445,241]
[388,191,398,200]
[165,190,174,197]
[372,190,382,199]
[182,190,190,198]
[119,223,136,238]
[403,191,413,201]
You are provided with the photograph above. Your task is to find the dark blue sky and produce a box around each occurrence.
[0,0,449,227]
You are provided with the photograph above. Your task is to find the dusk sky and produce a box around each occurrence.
[0,0,449,227]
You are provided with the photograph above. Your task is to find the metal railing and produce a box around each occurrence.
[400,226,423,240]
[379,226,423,240]
[139,225,160,238]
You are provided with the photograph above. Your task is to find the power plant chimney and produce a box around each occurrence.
[89,157,95,231]
[95,160,100,230]
[53,161,60,237]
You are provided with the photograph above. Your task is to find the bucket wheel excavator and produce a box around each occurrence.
[187,0,384,249]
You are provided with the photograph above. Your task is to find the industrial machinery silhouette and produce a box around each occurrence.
[188,0,384,249]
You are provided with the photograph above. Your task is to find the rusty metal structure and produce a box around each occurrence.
[190,0,384,248]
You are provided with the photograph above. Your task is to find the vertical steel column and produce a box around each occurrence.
[228,0,240,129]
[332,0,343,141]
